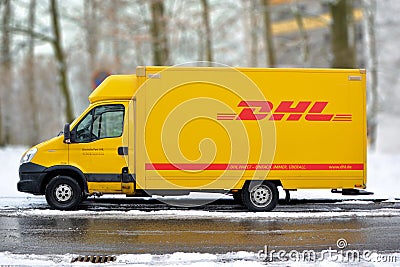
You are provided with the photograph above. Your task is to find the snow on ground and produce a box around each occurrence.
[2,205,400,220]
[1,146,27,198]
[0,251,398,266]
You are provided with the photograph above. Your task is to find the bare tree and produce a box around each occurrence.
[35,55,61,137]
[50,0,74,122]
[0,0,12,145]
[249,0,260,67]
[364,0,378,149]
[84,0,99,73]
[109,1,123,72]
[261,0,276,67]
[150,0,169,65]
[241,0,259,67]
[329,0,356,68]
[25,0,39,145]
[291,2,310,64]
[201,0,213,64]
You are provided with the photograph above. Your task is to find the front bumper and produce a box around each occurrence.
[17,163,47,195]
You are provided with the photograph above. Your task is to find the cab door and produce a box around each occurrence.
[69,103,127,194]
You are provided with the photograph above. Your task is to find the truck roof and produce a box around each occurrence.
[88,74,138,103]
[88,67,366,104]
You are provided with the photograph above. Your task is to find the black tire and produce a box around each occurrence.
[241,181,278,212]
[45,176,82,210]
[232,191,243,205]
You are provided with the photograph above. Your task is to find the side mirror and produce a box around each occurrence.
[63,123,71,144]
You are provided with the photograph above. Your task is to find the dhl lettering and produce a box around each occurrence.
[236,101,273,120]
[218,101,352,122]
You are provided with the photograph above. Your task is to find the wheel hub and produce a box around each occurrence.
[250,185,272,207]
[55,184,73,202]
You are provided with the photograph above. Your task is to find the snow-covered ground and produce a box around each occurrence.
[1,146,26,198]
[0,251,398,266]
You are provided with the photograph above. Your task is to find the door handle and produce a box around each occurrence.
[118,146,128,155]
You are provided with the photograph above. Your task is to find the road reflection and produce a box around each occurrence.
[1,216,395,255]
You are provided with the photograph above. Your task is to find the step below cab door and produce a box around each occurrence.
[69,103,131,194]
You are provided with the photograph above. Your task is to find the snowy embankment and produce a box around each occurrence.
[3,206,400,220]
[1,146,27,198]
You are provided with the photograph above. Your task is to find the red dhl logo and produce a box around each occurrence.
[217,101,352,122]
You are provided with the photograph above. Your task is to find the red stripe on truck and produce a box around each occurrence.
[145,163,364,171]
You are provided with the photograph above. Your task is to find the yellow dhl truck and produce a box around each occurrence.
[18,66,367,211]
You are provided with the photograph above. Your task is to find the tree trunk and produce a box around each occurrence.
[110,1,122,72]
[150,0,169,66]
[249,0,259,67]
[0,0,12,145]
[84,0,98,73]
[364,0,378,149]
[201,0,213,65]
[330,0,355,68]
[27,0,39,145]
[49,0,74,122]
[292,3,309,64]
[261,0,276,67]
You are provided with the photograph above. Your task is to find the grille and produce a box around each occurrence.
[71,255,116,263]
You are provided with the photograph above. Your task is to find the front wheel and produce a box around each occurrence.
[242,181,278,212]
[45,176,82,210]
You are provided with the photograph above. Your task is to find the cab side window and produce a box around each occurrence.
[74,104,124,143]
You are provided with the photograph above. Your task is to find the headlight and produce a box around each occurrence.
[20,148,38,165]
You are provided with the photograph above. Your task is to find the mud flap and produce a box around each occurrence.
[121,168,135,194]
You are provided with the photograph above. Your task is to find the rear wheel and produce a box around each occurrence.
[45,176,82,210]
[242,181,278,211]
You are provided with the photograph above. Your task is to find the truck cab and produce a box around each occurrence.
[18,75,138,209]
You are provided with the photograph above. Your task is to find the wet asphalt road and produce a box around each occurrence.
[1,198,400,255]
